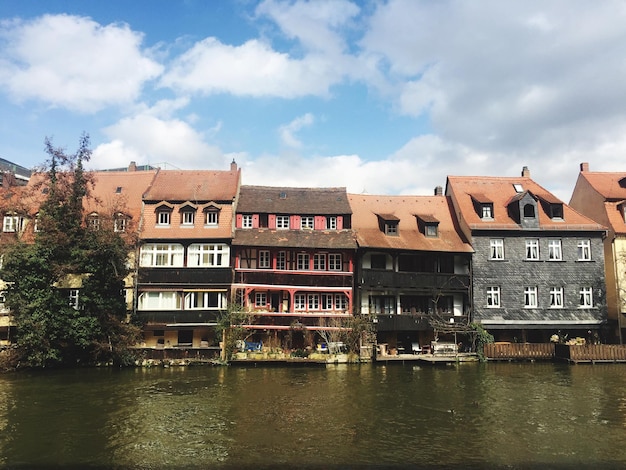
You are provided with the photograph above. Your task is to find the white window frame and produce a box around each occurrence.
[322,294,334,310]
[295,293,306,310]
[138,291,181,310]
[88,216,100,231]
[184,291,226,310]
[181,211,195,226]
[242,214,253,229]
[157,211,171,226]
[187,244,230,267]
[525,239,539,260]
[276,215,290,230]
[524,286,538,308]
[326,216,337,230]
[579,287,593,308]
[3,215,22,233]
[481,205,493,219]
[114,217,127,233]
[139,244,184,267]
[297,253,310,270]
[487,286,501,308]
[425,224,438,237]
[385,222,398,235]
[255,292,267,308]
[548,240,562,261]
[328,253,342,271]
[490,239,504,260]
[549,287,564,308]
[68,289,80,310]
[205,211,218,226]
[577,240,591,261]
[335,294,347,311]
[259,250,271,269]
[308,294,320,310]
[313,253,326,271]
[301,216,314,230]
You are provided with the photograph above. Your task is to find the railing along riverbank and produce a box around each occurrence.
[485,342,626,363]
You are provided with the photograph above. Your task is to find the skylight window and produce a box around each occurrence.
[115,186,122,193]
[513,184,524,193]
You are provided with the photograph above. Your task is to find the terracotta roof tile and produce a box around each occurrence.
[446,175,604,231]
[581,171,626,200]
[237,186,351,214]
[233,228,357,249]
[143,169,240,202]
[348,194,473,252]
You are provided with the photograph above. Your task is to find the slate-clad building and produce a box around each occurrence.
[349,190,473,352]
[232,186,357,350]
[446,167,608,342]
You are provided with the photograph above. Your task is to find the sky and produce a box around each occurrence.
[1,0,626,201]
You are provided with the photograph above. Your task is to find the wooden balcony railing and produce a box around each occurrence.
[484,343,555,360]
[360,270,469,291]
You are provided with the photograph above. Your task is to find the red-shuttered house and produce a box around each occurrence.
[232,186,357,350]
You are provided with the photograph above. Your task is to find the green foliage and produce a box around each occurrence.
[216,303,253,361]
[1,134,140,368]
[470,322,494,361]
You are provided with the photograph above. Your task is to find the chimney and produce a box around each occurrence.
[434,185,443,196]
[521,166,530,178]
[128,161,137,172]
[580,162,589,172]
[230,159,237,172]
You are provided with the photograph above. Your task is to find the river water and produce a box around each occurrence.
[1,362,626,469]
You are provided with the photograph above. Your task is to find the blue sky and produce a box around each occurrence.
[1,0,626,200]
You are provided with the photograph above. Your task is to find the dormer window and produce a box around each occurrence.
[181,211,195,226]
[205,210,218,226]
[155,202,174,226]
[3,214,24,233]
[481,204,493,219]
[301,216,314,230]
[523,204,535,218]
[549,203,563,219]
[326,216,337,230]
[114,213,128,233]
[377,213,400,237]
[416,214,439,237]
[242,214,253,229]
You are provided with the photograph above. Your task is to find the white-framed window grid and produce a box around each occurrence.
[549,287,564,308]
[548,240,562,261]
[481,204,493,219]
[524,286,538,308]
[276,251,286,270]
[242,214,253,229]
[525,239,539,260]
[181,211,195,226]
[295,294,306,310]
[157,211,171,226]
[187,243,229,267]
[3,215,23,233]
[301,216,314,229]
[68,289,80,310]
[259,250,271,268]
[489,239,504,260]
[205,211,218,226]
[326,216,337,230]
[184,291,226,310]
[313,253,326,270]
[276,215,290,230]
[328,253,342,271]
[297,253,310,270]
[139,244,184,267]
[487,286,501,307]
[579,287,593,307]
[138,291,181,310]
[255,292,267,308]
[114,217,127,233]
[577,240,591,261]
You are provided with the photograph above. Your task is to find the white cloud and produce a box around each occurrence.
[0,14,163,112]
[160,37,339,98]
[279,113,314,148]
[92,113,228,170]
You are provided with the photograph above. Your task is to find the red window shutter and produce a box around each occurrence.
[314,216,325,230]
[268,214,276,229]
[236,214,243,228]
[252,214,259,228]
[337,216,343,230]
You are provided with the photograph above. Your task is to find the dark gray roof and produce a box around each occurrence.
[237,186,352,215]
[233,229,357,249]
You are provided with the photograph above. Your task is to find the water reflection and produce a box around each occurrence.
[0,363,626,468]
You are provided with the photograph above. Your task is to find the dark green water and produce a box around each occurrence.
[1,362,626,469]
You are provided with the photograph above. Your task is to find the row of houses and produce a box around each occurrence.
[0,160,624,358]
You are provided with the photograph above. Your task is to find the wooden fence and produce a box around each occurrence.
[484,342,555,360]
[555,344,626,363]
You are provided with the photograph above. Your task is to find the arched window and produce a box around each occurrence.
[523,204,535,218]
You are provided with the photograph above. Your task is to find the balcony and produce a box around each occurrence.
[235,270,353,288]
[138,267,233,286]
[360,269,469,291]
[136,310,222,324]
[374,313,469,332]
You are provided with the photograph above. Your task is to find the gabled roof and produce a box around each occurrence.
[580,171,626,201]
[446,175,604,231]
[233,228,357,249]
[143,168,240,202]
[348,194,473,253]
[237,186,351,215]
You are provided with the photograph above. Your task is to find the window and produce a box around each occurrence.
[523,204,535,218]
[577,240,591,261]
[335,294,347,311]
[114,216,127,233]
[425,224,438,237]
[308,294,319,310]
[322,294,334,310]
[490,239,504,260]
[297,253,310,270]
[549,204,564,219]
[385,222,398,236]
[34,214,40,232]
[3,215,23,233]
[157,211,171,226]
[181,211,195,226]
[276,215,290,230]
[313,253,326,270]
[295,294,306,310]
[328,253,342,271]
[301,216,314,229]
[370,254,386,270]
[88,216,100,231]
[259,250,270,269]
[548,240,562,261]
[549,287,564,308]
[138,291,181,310]
[255,292,267,308]
[188,244,230,267]
[326,216,337,230]
[205,211,218,226]
[513,183,524,193]
[481,204,493,219]
[524,286,538,308]
[525,239,539,260]
[276,251,286,270]
[242,215,253,229]
[370,296,395,314]
[184,291,226,310]
[139,244,184,267]
[68,289,80,310]
[487,286,501,308]
[579,287,593,308]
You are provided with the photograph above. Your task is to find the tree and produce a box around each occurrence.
[1,134,140,368]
